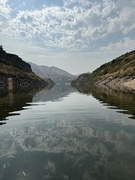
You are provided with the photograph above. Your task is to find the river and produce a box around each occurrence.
[0,84,135,180]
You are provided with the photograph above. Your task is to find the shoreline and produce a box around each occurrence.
[95,77,135,92]
[123,79,135,90]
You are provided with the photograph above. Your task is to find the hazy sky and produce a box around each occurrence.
[0,0,135,74]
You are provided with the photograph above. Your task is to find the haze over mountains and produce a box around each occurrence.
[29,62,76,84]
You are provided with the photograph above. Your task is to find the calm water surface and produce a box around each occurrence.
[0,85,135,180]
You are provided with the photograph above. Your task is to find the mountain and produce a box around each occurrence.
[0,46,52,95]
[29,62,76,83]
[71,50,135,92]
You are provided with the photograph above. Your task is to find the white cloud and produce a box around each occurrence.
[0,0,135,74]
[119,7,135,34]
[106,6,135,34]
[64,0,91,7]
[0,0,11,19]
[1,0,135,52]
[100,37,135,52]
[102,0,117,17]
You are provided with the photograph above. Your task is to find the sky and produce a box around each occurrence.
[0,0,135,75]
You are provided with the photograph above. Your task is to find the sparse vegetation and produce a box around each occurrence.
[90,50,135,80]
[71,50,135,91]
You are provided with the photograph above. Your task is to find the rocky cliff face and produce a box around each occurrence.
[0,47,51,95]
[0,47,31,72]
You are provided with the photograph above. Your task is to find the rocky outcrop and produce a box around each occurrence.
[0,47,52,95]
[0,47,31,72]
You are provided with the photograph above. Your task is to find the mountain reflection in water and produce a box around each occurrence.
[76,84,135,119]
[0,84,135,180]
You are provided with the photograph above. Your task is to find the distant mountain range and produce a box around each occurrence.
[29,62,76,83]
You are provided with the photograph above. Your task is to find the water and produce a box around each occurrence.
[0,84,135,180]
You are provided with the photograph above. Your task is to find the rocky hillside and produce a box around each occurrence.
[0,46,52,95]
[29,62,76,83]
[72,50,135,92]
[0,46,32,72]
